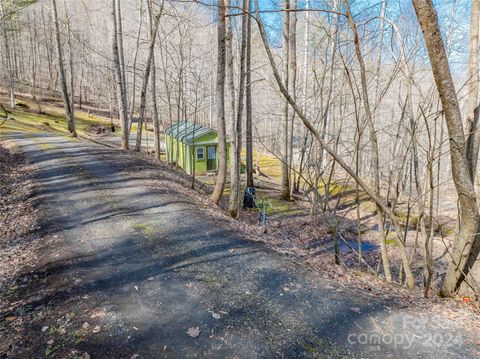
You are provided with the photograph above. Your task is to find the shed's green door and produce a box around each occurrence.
[207,145,217,171]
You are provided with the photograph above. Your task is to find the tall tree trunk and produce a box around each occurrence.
[408,81,432,293]
[466,0,480,182]
[116,0,128,118]
[281,0,291,200]
[65,7,75,120]
[151,50,160,160]
[135,0,163,152]
[295,0,310,193]
[27,11,39,112]
[413,0,480,297]
[129,0,145,133]
[148,1,161,160]
[245,0,254,188]
[111,0,129,149]
[160,41,174,163]
[344,0,397,284]
[318,0,339,178]
[51,0,76,136]
[210,0,228,204]
[225,0,236,142]
[41,4,54,90]
[229,0,248,218]
[288,0,297,195]
[0,0,15,108]
[374,0,387,103]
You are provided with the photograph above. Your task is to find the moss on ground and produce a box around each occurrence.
[132,223,155,239]
[39,143,56,150]
[2,97,115,139]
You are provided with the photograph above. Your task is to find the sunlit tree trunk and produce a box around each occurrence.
[295,0,310,193]
[111,0,129,149]
[0,0,15,108]
[116,0,128,117]
[129,0,145,133]
[135,0,162,152]
[229,0,248,218]
[281,0,291,200]
[52,0,76,136]
[466,0,480,182]
[288,0,297,195]
[65,6,75,123]
[245,0,254,188]
[210,0,227,204]
[413,0,480,297]
[149,0,161,159]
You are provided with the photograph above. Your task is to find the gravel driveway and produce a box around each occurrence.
[2,129,478,359]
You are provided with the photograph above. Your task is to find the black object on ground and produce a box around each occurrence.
[243,186,256,208]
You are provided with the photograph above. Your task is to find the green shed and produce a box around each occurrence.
[165,121,230,176]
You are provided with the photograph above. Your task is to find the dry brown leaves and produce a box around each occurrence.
[0,141,42,285]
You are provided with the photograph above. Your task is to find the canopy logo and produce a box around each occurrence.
[346,313,463,352]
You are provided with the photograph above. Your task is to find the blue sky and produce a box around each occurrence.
[251,0,470,70]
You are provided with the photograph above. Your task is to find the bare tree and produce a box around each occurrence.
[129,0,145,132]
[0,0,15,108]
[466,0,480,182]
[210,0,227,204]
[229,0,248,218]
[288,0,297,196]
[51,0,76,137]
[344,0,393,283]
[413,0,480,297]
[245,1,254,189]
[280,0,291,201]
[116,0,128,119]
[254,0,415,289]
[134,0,163,152]
[111,0,129,149]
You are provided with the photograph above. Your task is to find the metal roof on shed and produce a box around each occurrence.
[165,121,216,144]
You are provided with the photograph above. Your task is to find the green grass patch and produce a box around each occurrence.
[5,98,115,138]
[132,223,155,238]
[317,181,348,196]
[359,200,376,212]
[39,143,56,150]
[0,119,33,134]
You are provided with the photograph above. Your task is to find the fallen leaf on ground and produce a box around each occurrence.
[93,325,101,333]
[187,326,201,337]
[90,310,107,319]
[212,312,221,320]
[82,322,90,329]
